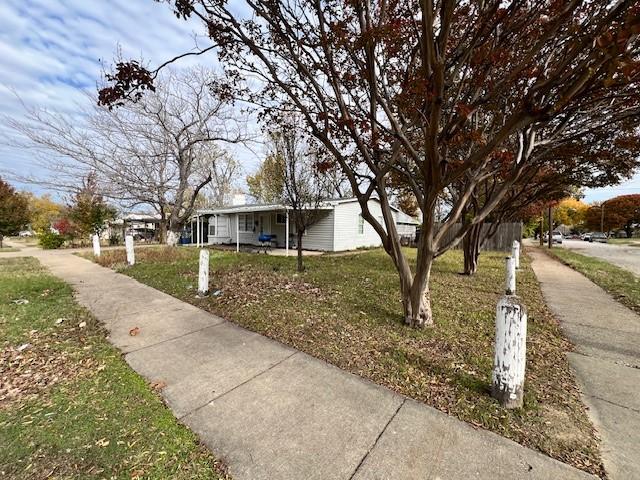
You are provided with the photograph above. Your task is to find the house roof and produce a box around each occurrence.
[194,197,419,225]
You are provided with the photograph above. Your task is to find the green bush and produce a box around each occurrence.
[109,233,122,246]
[39,231,65,249]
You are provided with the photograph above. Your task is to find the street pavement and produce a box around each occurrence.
[560,239,640,276]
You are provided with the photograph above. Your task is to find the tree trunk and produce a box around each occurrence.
[158,220,168,244]
[463,222,483,275]
[539,215,544,247]
[0,234,4,248]
[547,206,553,249]
[296,230,304,272]
[625,224,633,239]
[397,249,434,328]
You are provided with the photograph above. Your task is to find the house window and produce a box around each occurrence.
[358,214,364,234]
[208,221,216,236]
[238,213,254,233]
[276,212,287,225]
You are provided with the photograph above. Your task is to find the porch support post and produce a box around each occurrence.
[191,218,194,245]
[236,214,240,253]
[197,214,201,247]
[285,209,289,256]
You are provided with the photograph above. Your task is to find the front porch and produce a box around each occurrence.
[192,205,295,255]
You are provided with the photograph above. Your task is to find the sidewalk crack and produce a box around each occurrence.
[348,397,406,480]
[587,394,640,415]
[178,351,298,421]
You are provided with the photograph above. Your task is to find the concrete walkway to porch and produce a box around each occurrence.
[4,242,596,480]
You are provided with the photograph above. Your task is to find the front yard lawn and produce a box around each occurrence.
[0,257,229,479]
[547,247,640,313]
[90,246,603,476]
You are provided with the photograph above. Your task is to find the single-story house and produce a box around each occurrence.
[190,197,419,252]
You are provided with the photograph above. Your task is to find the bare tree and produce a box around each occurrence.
[269,127,333,271]
[99,1,640,326]
[199,150,242,206]
[5,67,247,242]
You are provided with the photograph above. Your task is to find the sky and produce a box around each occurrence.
[1,0,639,205]
[0,0,259,202]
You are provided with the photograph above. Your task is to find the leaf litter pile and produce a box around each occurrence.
[94,246,604,476]
[0,257,230,480]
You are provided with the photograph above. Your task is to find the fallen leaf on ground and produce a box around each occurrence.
[150,380,167,391]
[95,438,110,447]
[78,321,87,328]
[129,327,140,336]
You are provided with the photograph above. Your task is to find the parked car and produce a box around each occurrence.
[18,230,34,237]
[543,231,563,244]
[589,232,608,243]
[582,232,592,241]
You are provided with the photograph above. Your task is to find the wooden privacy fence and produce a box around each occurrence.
[436,222,523,252]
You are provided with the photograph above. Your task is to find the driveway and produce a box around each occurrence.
[560,239,640,276]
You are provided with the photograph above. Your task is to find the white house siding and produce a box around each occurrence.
[299,210,334,250]
[222,210,334,251]
[206,214,232,244]
[332,200,386,251]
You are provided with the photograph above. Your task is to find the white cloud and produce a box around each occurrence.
[0,0,260,198]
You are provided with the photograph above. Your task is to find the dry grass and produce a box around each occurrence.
[90,246,604,476]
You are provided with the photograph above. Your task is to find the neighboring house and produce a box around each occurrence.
[106,213,161,241]
[191,197,419,252]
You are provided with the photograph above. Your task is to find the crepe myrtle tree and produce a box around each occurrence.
[455,121,640,275]
[99,0,640,327]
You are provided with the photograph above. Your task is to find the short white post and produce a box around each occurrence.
[512,240,521,270]
[492,295,527,408]
[167,231,178,247]
[92,234,101,257]
[125,235,135,266]
[198,249,210,296]
[505,256,516,295]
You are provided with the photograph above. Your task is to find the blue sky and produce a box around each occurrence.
[0,0,638,204]
[0,0,258,200]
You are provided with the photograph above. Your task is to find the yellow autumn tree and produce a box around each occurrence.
[554,198,589,229]
[28,194,63,234]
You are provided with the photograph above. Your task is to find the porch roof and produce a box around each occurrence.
[193,202,332,217]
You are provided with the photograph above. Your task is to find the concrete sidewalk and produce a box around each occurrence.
[529,249,640,480]
[4,244,595,479]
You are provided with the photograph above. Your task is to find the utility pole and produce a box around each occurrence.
[547,205,553,249]
[600,202,605,233]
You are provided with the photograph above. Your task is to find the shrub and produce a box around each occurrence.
[109,233,121,246]
[39,231,65,249]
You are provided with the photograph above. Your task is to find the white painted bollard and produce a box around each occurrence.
[512,240,520,270]
[505,256,516,295]
[125,235,135,266]
[492,295,527,408]
[167,231,178,247]
[92,234,101,257]
[198,249,209,296]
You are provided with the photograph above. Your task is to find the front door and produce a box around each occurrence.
[259,213,271,235]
